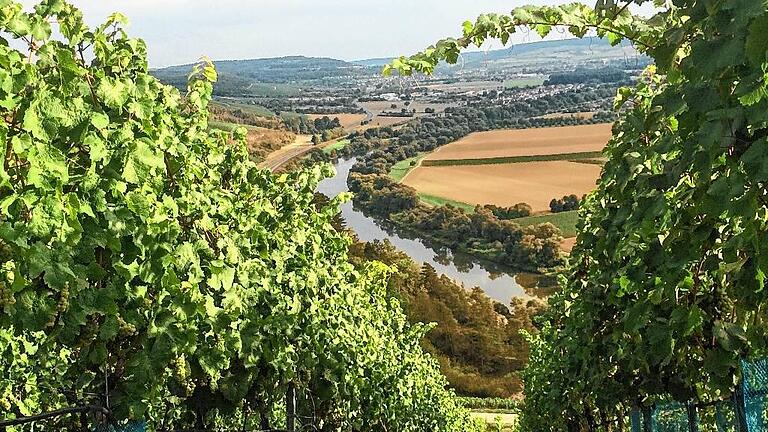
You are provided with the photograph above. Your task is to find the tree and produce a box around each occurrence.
[311,134,321,145]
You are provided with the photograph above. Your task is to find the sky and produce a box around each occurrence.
[18,1,650,68]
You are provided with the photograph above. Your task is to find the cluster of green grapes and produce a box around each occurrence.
[1,387,16,411]
[172,354,195,396]
[116,314,137,336]
[45,283,70,328]
[0,262,16,307]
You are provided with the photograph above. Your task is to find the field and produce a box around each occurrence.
[388,153,427,182]
[322,139,350,154]
[421,151,604,167]
[402,161,601,213]
[504,76,547,88]
[513,210,579,237]
[307,113,367,129]
[418,193,475,213]
[359,100,456,129]
[209,120,297,162]
[212,100,275,117]
[536,111,596,120]
[423,80,502,93]
[424,123,612,162]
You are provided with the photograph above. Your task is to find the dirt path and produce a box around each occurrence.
[259,135,347,172]
[258,135,313,171]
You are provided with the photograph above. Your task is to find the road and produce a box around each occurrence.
[259,116,366,172]
[258,134,314,171]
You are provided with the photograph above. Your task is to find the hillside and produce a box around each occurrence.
[152,39,649,98]
[356,37,650,70]
[152,55,376,96]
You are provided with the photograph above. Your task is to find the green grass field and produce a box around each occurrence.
[208,120,265,132]
[512,210,579,237]
[418,194,476,213]
[242,82,300,97]
[322,139,350,154]
[569,158,606,166]
[421,151,604,167]
[470,412,518,431]
[389,153,428,182]
[212,100,275,117]
[504,76,547,88]
[208,120,240,132]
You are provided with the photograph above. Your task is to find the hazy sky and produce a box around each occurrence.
[18,1,647,67]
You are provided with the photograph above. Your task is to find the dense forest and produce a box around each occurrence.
[347,173,563,271]
[544,67,631,86]
[347,240,545,398]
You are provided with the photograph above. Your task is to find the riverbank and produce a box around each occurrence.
[317,158,541,303]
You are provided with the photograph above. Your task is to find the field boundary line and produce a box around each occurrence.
[422,151,604,167]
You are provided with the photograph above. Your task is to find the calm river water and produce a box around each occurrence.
[316,158,544,304]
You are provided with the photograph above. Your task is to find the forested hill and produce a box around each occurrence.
[355,37,649,68]
[151,55,376,95]
[152,38,649,97]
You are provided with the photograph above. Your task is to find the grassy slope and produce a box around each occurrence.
[212,100,275,117]
[421,151,604,167]
[512,210,580,237]
[389,153,428,182]
[322,139,350,154]
[418,194,476,213]
[503,76,547,88]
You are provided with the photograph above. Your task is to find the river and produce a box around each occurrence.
[316,158,544,304]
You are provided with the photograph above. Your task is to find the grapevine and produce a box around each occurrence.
[390,0,768,429]
[0,1,482,430]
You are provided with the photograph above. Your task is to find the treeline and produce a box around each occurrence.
[354,88,617,175]
[282,114,343,135]
[210,103,344,137]
[347,240,546,398]
[348,173,563,271]
[209,104,284,129]
[549,194,583,213]
[544,67,632,86]
[261,96,365,115]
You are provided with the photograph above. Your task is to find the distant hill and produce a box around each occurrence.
[355,38,648,70]
[152,55,376,96]
[152,39,649,97]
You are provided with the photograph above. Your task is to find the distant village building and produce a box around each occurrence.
[379,93,400,101]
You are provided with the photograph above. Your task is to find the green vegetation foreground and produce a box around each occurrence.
[0,1,482,430]
[392,0,768,430]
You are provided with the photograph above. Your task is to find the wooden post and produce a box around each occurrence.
[735,390,750,432]
[286,383,296,432]
[686,403,698,432]
[642,406,653,432]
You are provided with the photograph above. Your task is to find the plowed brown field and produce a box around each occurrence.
[307,113,367,129]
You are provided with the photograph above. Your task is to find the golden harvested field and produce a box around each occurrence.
[307,113,367,129]
[560,237,577,253]
[402,161,602,213]
[425,123,612,161]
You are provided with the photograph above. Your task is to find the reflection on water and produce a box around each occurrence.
[317,158,552,304]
